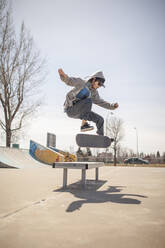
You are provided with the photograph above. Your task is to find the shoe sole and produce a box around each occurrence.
[81,127,94,132]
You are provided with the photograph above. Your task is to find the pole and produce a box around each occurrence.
[134,127,139,157]
[105,112,114,162]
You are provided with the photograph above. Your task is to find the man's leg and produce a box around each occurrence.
[66,98,92,118]
[66,98,104,135]
[80,111,104,135]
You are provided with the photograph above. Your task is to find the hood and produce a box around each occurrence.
[85,71,105,84]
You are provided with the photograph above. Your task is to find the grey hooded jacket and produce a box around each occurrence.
[60,71,116,111]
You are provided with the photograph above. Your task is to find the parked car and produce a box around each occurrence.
[124,157,149,164]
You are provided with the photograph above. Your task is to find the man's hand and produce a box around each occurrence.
[113,103,119,109]
[58,68,68,81]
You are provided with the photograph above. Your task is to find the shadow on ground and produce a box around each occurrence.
[53,180,147,212]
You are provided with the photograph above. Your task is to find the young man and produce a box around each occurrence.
[58,68,119,135]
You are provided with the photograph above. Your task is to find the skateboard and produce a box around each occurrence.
[76,133,113,148]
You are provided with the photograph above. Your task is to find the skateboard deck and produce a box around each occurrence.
[76,133,113,148]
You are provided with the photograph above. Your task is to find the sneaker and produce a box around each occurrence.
[81,122,94,132]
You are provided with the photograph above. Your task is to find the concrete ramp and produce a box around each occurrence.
[29,140,64,164]
[49,147,77,162]
[0,147,48,169]
[0,140,65,169]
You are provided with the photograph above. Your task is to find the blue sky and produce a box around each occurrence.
[8,0,165,154]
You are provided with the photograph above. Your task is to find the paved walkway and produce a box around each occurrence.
[0,167,165,248]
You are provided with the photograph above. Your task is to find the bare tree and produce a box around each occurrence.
[106,116,124,166]
[0,1,45,147]
[0,0,7,24]
[117,145,129,162]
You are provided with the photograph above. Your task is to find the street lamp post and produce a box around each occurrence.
[105,112,114,162]
[105,112,114,136]
[134,127,139,157]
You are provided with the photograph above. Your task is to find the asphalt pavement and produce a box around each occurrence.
[0,166,165,248]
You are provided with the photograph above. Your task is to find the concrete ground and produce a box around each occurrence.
[0,166,165,248]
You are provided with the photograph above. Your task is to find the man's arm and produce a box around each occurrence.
[92,90,119,110]
[58,68,85,87]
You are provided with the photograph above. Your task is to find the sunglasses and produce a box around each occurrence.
[98,81,104,86]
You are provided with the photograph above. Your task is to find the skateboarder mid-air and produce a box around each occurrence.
[58,68,119,136]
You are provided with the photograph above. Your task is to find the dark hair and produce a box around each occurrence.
[88,77,105,84]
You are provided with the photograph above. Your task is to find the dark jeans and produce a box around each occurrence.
[66,98,104,135]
